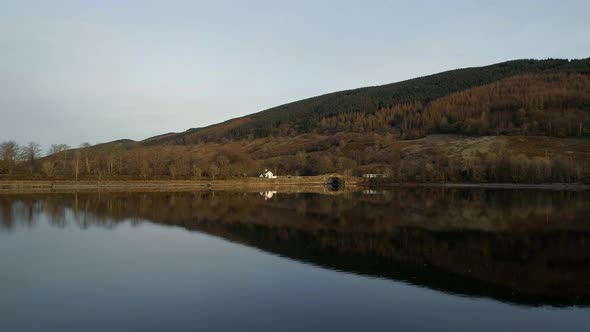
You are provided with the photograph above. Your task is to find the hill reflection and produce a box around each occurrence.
[1,188,590,306]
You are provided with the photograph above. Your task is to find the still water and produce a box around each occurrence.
[1,188,590,331]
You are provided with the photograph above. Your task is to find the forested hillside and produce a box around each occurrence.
[144,58,590,144]
[317,73,590,138]
[2,58,590,183]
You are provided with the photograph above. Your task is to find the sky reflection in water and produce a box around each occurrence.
[1,189,590,332]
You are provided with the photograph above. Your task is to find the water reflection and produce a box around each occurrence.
[1,188,590,306]
[259,191,277,200]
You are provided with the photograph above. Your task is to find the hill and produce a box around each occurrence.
[143,58,590,144]
[2,58,590,183]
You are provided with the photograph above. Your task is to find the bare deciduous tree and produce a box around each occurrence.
[41,161,55,177]
[79,142,92,174]
[0,141,20,174]
[21,142,42,175]
[73,151,81,181]
[48,144,71,172]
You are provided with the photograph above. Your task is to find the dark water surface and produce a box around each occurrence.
[1,188,590,331]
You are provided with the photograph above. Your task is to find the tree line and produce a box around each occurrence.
[2,133,588,184]
[0,141,259,180]
[0,141,43,176]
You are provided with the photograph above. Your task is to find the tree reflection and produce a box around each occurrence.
[1,188,590,306]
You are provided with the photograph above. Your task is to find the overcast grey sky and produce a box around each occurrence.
[1,0,589,152]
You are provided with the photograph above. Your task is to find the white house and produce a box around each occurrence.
[259,169,277,179]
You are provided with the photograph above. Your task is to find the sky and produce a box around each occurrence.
[1,0,589,153]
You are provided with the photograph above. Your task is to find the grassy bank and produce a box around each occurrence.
[0,175,362,193]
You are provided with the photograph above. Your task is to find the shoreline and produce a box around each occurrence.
[0,176,361,193]
[1,178,589,193]
[379,182,590,191]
